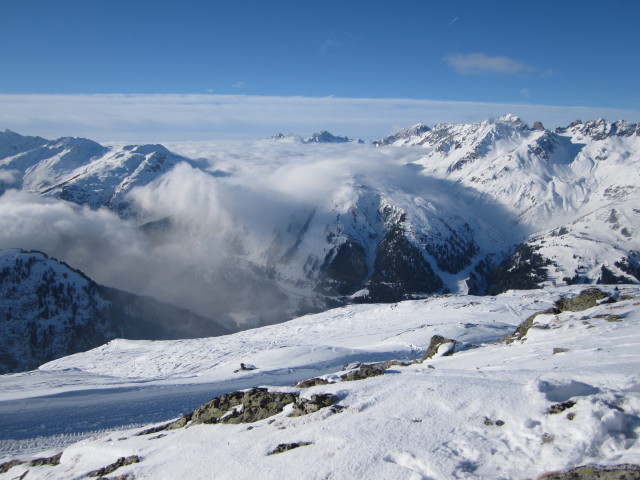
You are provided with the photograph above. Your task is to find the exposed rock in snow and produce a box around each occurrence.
[421,334,457,360]
[554,287,612,312]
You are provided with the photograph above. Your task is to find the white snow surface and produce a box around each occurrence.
[2,285,640,479]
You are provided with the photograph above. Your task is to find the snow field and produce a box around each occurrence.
[1,285,639,479]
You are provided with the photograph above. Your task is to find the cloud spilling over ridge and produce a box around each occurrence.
[0,189,239,323]
[0,142,442,327]
[1,94,638,143]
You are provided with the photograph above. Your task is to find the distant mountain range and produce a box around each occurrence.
[1,115,639,370]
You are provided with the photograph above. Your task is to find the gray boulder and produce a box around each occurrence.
[555,288,611,312]
[340,363,385,382]
[421,335,456,360]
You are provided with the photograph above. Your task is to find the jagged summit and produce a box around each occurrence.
[373,123,431,146]
[556,118,639,140]
[268,130,363,143]
[268,132,303,142]
[305,130,359,143]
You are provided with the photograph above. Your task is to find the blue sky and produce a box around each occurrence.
[1,0,639,141]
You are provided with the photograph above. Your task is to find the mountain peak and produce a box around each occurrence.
[0,129,48,159]
[269,133,302,142]
[559,117,639,140]
[373,123,431,146]
[494,113,528,130]
[305,130,352,143]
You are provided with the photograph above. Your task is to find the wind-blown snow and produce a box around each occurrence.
[1,285,639,479]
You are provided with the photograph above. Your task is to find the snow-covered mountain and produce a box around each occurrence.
[0,130,194,217]
[1,285,639,479]
[0,249,231,373]
[386,114,640,293]
[0,115,639,330]
[269,130,363,144]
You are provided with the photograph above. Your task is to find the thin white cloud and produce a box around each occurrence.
[0,94,638,143]
[446,17,459,27]
[232,81,245,88]
[319,31,341,53]
[445,52,535,75]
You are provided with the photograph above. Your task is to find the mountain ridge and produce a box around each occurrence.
[0,115,638,329]
[0,248,231,373]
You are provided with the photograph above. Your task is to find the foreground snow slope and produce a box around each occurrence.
[1,285,640,479]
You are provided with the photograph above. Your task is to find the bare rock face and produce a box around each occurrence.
[485,244,551,296]
[318,240,368,296]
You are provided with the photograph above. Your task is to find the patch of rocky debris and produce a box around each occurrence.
[87,455,140,477]
[339,362,386,382]
[502,288,616,343]
[137,387,339,436]
[0,452,62,475]
[295,334,458,389]
[537,464,640,480]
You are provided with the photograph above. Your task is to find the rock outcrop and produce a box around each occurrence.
[421,335,457,360]
[554,288,611,312]
[138,387,339,435]
[537,464,640,480]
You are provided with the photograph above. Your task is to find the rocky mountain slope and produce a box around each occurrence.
[390,115,640,293]
[0,249,230,373]
[0,115,638,329]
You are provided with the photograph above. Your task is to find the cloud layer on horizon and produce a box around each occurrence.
[0,94,638,144]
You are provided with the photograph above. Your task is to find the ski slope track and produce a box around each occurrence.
[0,285,639,479]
